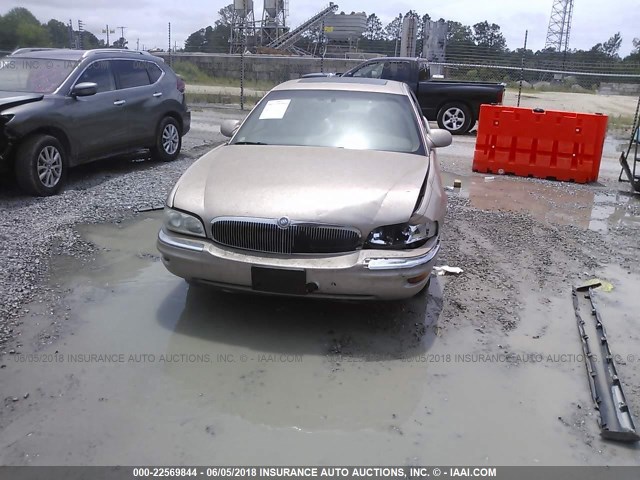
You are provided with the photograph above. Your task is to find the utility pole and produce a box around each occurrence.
[168,22,172,66]
[102,25,114,47]
[77,20,84,49]
[394,13,403,57]
[137,38,140,51]
[68,19,74,49]
[118,26,127,39]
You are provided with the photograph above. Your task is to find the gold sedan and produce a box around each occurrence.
[158,78,451,300]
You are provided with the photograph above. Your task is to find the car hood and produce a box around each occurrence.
[172,145,429,233]
[0,92,44,112]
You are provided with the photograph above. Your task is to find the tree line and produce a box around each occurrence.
[0,7,128,53]
[2,4,639,72]
[184,5,640,69]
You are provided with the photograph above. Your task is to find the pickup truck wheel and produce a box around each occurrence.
[437,103,473,135]
[15,134,67,196]
[152,117,182,162]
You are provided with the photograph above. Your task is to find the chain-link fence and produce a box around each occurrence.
[165,30,640,123]
[427,59,640,132]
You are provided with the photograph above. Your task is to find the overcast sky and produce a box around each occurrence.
[5,0,639,55]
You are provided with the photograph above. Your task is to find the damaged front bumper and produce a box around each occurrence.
[157,228,441,300]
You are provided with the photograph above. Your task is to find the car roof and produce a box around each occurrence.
[8,48,85,61]
[8,48,160,62]
[273,77,410,95]
[367,57,424,62]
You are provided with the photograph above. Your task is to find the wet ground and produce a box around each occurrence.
[1,110,640,466]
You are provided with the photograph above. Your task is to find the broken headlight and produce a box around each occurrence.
[163,207,206,238]
[365,220,437,250]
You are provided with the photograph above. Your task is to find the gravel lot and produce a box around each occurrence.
[0,107,245,348]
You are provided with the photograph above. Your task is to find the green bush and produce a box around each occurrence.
[172,61,212,84]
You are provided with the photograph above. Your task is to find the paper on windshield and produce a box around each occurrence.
[259,99,291,120]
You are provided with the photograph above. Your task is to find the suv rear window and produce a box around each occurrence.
[145,62,163,83]
[113,60,150,89]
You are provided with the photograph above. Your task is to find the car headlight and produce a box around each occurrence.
[163,207,206,238]
[365,220,438,249]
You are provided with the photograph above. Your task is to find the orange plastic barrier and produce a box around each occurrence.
[473,105,608,183]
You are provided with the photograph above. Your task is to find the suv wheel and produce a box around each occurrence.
[437,103,473,135]
[15,135,67,196]
[152,117,181,162]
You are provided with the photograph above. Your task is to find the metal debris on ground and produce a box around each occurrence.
[434,266,464,276]
[136,205,165,213]
[572,286,640,443]
[578,278,614,293]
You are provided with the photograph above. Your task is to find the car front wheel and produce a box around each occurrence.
[15,134,67,196]
[152,117,182,162]
[437,103,473,135]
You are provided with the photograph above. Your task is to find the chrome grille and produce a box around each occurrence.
[211,217,361,254]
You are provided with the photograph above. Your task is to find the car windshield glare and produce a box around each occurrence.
[0,57,78,93]
[231,89,424,155]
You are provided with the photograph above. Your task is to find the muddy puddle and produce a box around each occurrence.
[441,171,640,233]
[1,213,640,465]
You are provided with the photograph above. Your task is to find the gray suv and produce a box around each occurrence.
[0,48,191,196]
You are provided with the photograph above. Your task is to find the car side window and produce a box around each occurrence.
[351,61,384,79]
[390,62,412,83]
[419,63,430,81]
[76,60,115,93]
[145,62,163,84]
[112,60,151,89]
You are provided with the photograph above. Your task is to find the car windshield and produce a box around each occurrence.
[0,57,78,93]
[231,89,424,155]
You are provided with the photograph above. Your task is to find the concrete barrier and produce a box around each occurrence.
[597,82,640,96]
[473,105,608,184]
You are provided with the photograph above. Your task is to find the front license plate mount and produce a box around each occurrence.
[251,267,307,295]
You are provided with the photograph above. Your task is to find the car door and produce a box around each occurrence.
[64,59,129,161]
[111,59,156,147]
[416,61,437,118]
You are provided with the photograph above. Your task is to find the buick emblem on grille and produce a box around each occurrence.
[276,216,291,229]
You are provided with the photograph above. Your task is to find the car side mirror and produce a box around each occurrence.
[220,119,240,138]
[428,129,452,149]
[71,82,97,97]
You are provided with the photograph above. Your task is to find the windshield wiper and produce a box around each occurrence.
[233,141,269,145]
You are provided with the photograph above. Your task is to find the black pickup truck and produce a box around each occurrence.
[305,57,505,135]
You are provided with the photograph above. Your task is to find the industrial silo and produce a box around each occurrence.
[323,11,367,42]
[233,0,254,17]
[400,14,418,57]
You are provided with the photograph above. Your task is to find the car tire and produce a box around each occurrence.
[152,117,182,162]
[437,103,473,135]
[15,134,67,196]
